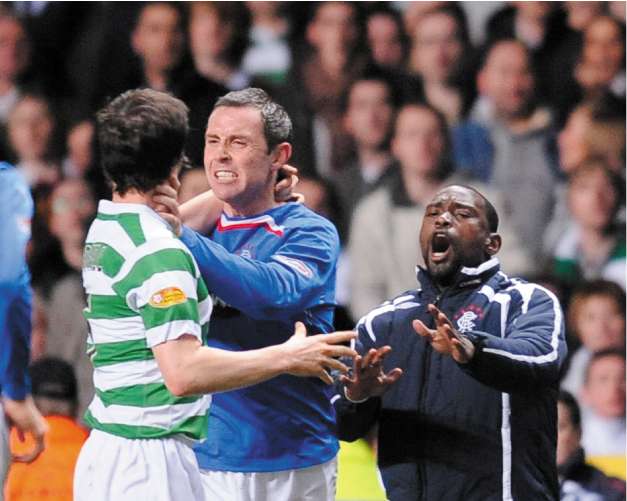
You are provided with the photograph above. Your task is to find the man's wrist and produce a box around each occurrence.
[343,385,369,404]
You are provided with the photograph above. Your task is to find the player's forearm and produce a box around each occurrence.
[168,343,289,396]
[179,190,223,233]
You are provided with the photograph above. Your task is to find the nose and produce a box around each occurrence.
[434,211,452,228]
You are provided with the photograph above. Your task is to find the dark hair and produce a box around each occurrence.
[558,390,581,430]
[96,88,189,194]
[214,87,292,150]
[364,4,410,63]
[584,347,626,383]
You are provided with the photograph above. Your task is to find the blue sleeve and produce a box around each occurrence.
[461,284,567,393]
[0,167,33,285]
[0,165,34,400]
[180,220,340,320]
[0,285,32,400]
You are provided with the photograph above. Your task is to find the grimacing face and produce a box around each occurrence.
[204,105,280,213]
[419,186,500,285]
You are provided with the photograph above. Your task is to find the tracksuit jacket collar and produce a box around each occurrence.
[416,257,501,294]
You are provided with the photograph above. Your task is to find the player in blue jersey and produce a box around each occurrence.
[0,162,48,497]
[153,88,342,500]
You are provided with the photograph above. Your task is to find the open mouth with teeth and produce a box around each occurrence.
[214,170,238,182]
[430,233,452,263]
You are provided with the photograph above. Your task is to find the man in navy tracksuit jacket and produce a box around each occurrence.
[337,185,567,501]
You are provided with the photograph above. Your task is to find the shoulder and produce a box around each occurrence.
[281,203,339,245]
[356,289,422,334]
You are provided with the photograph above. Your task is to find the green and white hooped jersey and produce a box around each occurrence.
[82,200,212,440]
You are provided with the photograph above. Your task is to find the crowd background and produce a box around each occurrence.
[0,2,624,500]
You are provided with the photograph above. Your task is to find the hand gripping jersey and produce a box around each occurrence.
[179,202,340,472]
[82,201,212,440]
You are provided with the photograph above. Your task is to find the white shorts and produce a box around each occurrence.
[199,456,337,501]
[73,429,205,501]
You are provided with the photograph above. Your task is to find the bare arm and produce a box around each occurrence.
[3,396,48,463]
[179,190,223,233]
[153,323,357,396]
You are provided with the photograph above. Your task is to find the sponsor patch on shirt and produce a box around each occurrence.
[273,255,313,279]
[149,287,187,308]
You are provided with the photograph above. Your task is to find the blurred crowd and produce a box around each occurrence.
[0,2,624,500]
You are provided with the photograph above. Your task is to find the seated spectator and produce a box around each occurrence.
[282,1,366,177]
[61,119,94,179]
[242,2,292,85]
[407,5,473,124]
[452,39,560,265]
[188,2,252,91]
[39,179,96,418]
[575,15,625,99]
[551,159,625,288]
[333,68,397,240]
[365,5,408,72]
[580,349,626,456]
[561,280,625,397]
[5,357,89,500]
[348,101,532,319]
[0,13,31,126]
[7,93,60,189]
[557,390,626,501]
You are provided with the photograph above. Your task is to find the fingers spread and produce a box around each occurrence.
[412,319,433,339]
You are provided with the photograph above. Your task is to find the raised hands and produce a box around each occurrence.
[340,346,403,402]
[412,304,475,364]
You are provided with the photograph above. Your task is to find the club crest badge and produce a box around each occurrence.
[454,304,484,333]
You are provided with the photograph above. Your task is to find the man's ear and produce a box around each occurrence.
[485,233,502,256]
[270,142,292,172]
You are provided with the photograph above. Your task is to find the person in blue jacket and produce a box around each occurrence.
[337,184,567,501]
[0,162,48,496]
[154,88,341,501]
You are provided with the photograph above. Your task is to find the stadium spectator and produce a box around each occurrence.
[365,5,408,72]
[560,280,625,398]
[7,94,60,190]
[188,2,252,91]
[282,1,366,177]
[0,161,48,498]
[332,69,397,240]
[42,179,96,418]
[407,5,473,124]
[5,357,88,501]
[452,39,559,264]
[550,159,625,288]
[74,88,355,501]
[337,184,567,500]
[242,2,292,85]
[348,101,533,319]
[580,349,626,456]
[62,119,95,179]
[575,15,626,99]
[0,13,31,126]
[557,390,626,501]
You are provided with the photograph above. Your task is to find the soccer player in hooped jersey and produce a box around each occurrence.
[73,89,356,501]
[152,88,345,501]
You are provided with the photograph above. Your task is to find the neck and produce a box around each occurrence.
[222,192,278,218]
[357,146,391,170]
[112,189,150,205]
[402,171,442,205]
[144,66,169,91]
[61,240,84,271]
[318,50,348,79]
[194,56,233,85]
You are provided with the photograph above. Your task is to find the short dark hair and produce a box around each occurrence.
[30,357,78,404]
[445,184,499,232]
[558,390,581,430]
[214,87,292,150]
[340,64,399,114]
[96,88,189,194]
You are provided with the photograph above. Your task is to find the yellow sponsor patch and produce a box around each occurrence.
[149,287,187,308]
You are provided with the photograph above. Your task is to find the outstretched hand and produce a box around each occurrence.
[150,173,182,236]
[412,304,475,363]
[340,346,403,402]
[283,322,357,385]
